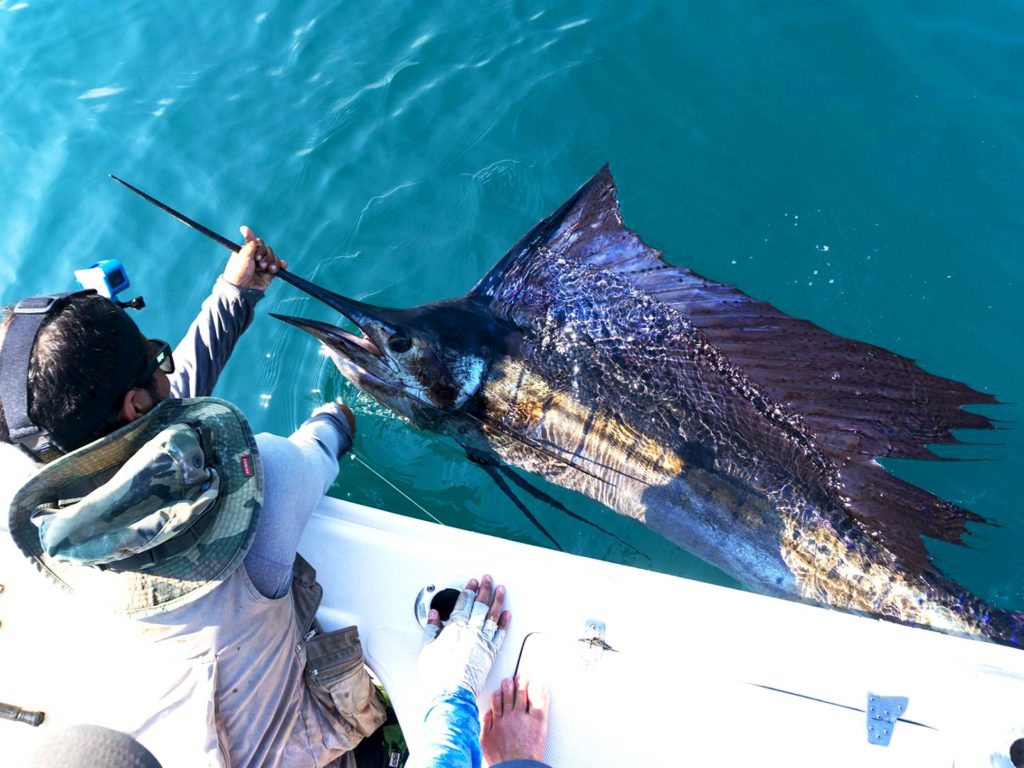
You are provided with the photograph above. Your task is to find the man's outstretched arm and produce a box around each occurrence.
[170,226,286,398]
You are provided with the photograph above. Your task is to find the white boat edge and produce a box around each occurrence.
[2,495,1023,767]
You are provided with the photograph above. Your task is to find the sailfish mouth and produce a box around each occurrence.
[271,314,381,364]
[268,270,401,394]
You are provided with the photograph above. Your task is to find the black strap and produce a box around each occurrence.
[1,290,151,459]
[0,292,91,457]
[292,553,323,636]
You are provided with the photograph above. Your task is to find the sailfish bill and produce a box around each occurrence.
[274,167,1017,647]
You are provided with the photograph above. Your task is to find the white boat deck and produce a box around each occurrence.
[303,499,1024,768]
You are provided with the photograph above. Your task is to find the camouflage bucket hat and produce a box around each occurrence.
[8,397,262,617]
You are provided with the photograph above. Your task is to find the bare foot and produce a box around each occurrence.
[481,675,549,765]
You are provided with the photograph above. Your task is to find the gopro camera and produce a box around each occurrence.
[74,259,144,309]
[74,259,130,299]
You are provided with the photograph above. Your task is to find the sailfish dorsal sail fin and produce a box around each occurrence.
[472,166,998,576]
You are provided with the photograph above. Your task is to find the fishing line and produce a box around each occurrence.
[744,684,935,729]
[349,450,446,526]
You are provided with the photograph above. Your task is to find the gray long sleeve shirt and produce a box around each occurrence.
[168,277,264,399]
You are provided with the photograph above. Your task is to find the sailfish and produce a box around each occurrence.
[272,167,1017,647]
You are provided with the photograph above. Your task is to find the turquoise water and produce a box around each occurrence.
[2,1,1021,606]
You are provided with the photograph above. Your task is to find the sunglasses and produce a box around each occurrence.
[134,338,175,388]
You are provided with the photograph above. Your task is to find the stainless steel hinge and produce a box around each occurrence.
[867,693,908,746]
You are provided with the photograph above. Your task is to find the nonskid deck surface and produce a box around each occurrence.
[2,497,1023,767]
[302,500,1024,768]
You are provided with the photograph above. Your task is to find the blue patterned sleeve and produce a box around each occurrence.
[407,687,482,768]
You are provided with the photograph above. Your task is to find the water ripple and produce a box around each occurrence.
[353,180,419,233]
[77,85,125,100]
[330,59,419,114]
[410,32,434,49]
[557,18,590,32]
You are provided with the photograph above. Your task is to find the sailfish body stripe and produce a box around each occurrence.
[478,355,992,639]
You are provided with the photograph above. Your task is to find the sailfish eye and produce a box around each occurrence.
[387,332,412,353]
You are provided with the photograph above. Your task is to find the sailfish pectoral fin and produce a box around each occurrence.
[465,447,652,565]
[469,456,563,551]
[495,465,653,567]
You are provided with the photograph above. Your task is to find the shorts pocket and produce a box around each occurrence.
[305,625,387,740]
